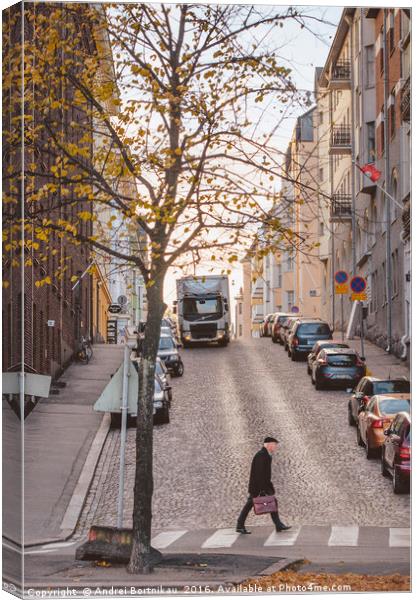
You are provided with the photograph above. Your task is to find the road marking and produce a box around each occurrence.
[389,528,410,547]
[264,527,301,546]
[328,526,359,546]
[201,528,240,548]
[151,530,187,549]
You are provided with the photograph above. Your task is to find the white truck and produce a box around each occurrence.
[175,275,231,347]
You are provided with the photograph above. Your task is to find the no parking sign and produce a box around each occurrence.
[334,270,348,294]
[350,276,367,301]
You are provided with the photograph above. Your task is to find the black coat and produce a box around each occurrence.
[248,447,275,497]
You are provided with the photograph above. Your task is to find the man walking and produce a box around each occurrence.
[236,436,291,534]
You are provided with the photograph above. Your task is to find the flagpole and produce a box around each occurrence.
[353,162,403,211]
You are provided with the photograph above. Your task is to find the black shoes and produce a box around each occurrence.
[276,524,291,532]
[236,526,251,534]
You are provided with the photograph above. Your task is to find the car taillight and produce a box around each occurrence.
[292,337,299,346]
[318,357,327,365]
[371,418,390,429]
[399,446,411,459]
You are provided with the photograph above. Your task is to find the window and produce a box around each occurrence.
[239,324,242,336]
[319,222,324,236]
[379,29,384,73]
[380,110,385,156]
[366,122,376,162]
[286,291,294,311]
[285,253,294,272]
[389,90,396,139]
[371,270,377,312]
[276,263,282,288]
[365,45,375,87]
[319,167,324,182]
[238,302,242,315]
[389,10,395,54]
[382,261,387,304]
[392,249,399,296]
[319,111,324,125]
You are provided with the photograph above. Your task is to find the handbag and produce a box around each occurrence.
[253,492,277,515]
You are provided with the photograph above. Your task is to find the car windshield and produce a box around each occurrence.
[374,380,410,394]
[327,353,357,366]
[155,362,163,376]
[298,323,331,335]
[379,398,410,415]
[278,316,288,324]
[405,428,411,443]
[183,296,223,321]
[159,337,175,350]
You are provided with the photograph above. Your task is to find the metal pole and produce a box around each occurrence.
[359,302,365,359]
[341,295,345,341]
[329,91,336,331]
[383,9,392,353]
[349,16,357,275]
[117,344,130,529]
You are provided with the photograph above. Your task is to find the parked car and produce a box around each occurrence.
[312,348,366,390]
[158,334,184,376]
[287,319,332,361]
[281,316,300,350]
[153,375,171,424]
[381,412,411,494]
[348,377,410,426]
[155,356,172,403]
[259,314,274,337]
[307,340,350,375]
[357,394,411,459]
[271,313,292,344]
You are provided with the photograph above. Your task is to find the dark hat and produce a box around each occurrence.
[263,436,278,443]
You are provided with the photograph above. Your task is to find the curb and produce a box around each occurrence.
[60,413,111,536]
[256,557,306,576]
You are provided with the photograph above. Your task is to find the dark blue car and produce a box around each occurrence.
[312,348,366,390]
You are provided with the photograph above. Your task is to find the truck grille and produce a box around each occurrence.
[190,323,217,339]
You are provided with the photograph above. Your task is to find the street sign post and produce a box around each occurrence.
[334,271,349,340]
[350,276,367,359]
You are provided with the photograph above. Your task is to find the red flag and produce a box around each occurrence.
[359,163,382,182]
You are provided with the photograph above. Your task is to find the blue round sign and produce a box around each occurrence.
[350,276,366,293]
[335,270,348,284]
[291,306,299,313]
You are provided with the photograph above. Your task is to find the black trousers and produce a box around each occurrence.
[237,495,282,528]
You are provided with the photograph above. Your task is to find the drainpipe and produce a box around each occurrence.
[348,14,357,276]
[383,9,393,353]
[329,89,335,330]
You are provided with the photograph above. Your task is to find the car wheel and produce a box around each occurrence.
[348,402,355,426]
[393,465,408,494]
[174,361,184,377]
[357,425,365,447]
[272,336,277,344]
[307,365,312,375]
[291,351,296,362]
[381,450,390,477]
[315,377,323,390]
[365,437,376,459]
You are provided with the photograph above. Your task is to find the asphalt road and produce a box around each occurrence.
[78,337,410,533]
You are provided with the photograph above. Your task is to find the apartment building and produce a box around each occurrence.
[364,8,411,359]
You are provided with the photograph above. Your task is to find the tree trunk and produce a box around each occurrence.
[127,278,166,574]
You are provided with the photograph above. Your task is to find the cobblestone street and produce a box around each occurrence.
[77,338,410,537]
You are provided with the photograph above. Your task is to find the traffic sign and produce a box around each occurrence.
[335,270,348,284]
[336,283,349,295]
[351,292,367,302]
[350,276,367,293]
[291,306,299,313]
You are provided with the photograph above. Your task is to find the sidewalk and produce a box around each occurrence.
[3,344,124,546]
[334,333,409,380]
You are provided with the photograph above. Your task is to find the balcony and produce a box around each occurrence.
[330,194,352,222]
[329,60,351,89]
[401,77,410,122]
[329,125,351,155]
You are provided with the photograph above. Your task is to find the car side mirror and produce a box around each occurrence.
[383,428,391,436]
[360,356,366,362]
[356,391,364,399]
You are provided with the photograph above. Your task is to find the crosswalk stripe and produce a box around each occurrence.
[201,528,240,548]
[151,530,187,549]
[328,526,359,546]
[389,528,410,548]
[264,527,301,546]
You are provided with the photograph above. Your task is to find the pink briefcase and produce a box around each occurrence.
[253,494,277,515]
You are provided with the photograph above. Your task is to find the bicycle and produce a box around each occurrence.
[76,336,93,364]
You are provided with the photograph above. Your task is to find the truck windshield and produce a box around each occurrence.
[183,297,223,321]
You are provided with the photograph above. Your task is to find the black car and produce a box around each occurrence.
[158,334,184,376]
[280,316,300,350]
[312,348,366,390]
[348,376,410,426]
[307,340,350,375]
[287,319,332,361]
